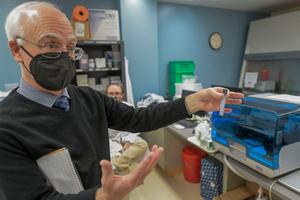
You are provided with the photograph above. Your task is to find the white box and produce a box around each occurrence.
[101,77,110,85]
[95,58,106,69]
[88,78,96,89]
[109,76,121,80]
[95,84,107,92]
[76,74,88,86]
[255,80,276,92]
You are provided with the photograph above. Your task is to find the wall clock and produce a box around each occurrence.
[209,32,223,50]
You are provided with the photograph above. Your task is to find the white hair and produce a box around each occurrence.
[4,1,60,42]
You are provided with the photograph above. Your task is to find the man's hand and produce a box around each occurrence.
[185,87,244,114]
[95,145,163,200]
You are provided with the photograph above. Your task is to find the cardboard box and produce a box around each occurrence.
[71,20,91,40]
[213,185,256,200]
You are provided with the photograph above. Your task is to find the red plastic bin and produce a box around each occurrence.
[182,146,208,183]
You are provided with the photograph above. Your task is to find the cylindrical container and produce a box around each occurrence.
[79,52,89,71]
[88,58,95,70]
[260,68,270,80]
[182,146,208,183]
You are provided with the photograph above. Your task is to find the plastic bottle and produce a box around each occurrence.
[260,68,270,81]
[79,51,89,71]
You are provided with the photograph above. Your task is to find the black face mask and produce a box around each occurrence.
[20,46,76,90]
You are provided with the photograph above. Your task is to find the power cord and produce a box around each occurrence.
[269,180,278,200]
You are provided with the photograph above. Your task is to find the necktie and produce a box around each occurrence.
[53,96,70,111]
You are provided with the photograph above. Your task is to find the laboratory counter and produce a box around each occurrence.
[141,124,300,200]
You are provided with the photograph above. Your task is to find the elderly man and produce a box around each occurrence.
[0,1,244,200]
[106,83,148,175]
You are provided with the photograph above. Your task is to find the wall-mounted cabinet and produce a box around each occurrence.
[245,11,300,59]
[239,11,300,95]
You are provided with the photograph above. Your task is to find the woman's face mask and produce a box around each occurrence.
[20,46,76,91]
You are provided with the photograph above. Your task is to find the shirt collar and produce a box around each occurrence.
[17,79,70,108]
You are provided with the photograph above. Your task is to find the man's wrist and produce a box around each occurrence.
[185,94,200,114]
[184,96,193,115]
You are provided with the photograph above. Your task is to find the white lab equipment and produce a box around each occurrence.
[194,120,211,148]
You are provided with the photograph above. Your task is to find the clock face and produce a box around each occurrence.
[209,32,223,50]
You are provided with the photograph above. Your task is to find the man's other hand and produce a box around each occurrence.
[96,145,163,200]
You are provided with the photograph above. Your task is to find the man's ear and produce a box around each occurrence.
[8,41,23,63]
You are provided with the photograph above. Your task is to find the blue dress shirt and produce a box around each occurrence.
[17,79,70,108]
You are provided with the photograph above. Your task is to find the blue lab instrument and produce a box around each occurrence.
[211,96,300,177]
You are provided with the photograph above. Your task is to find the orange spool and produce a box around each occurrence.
[72,5,89,22]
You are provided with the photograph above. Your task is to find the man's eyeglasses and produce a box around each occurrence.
[16,36,83,60]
